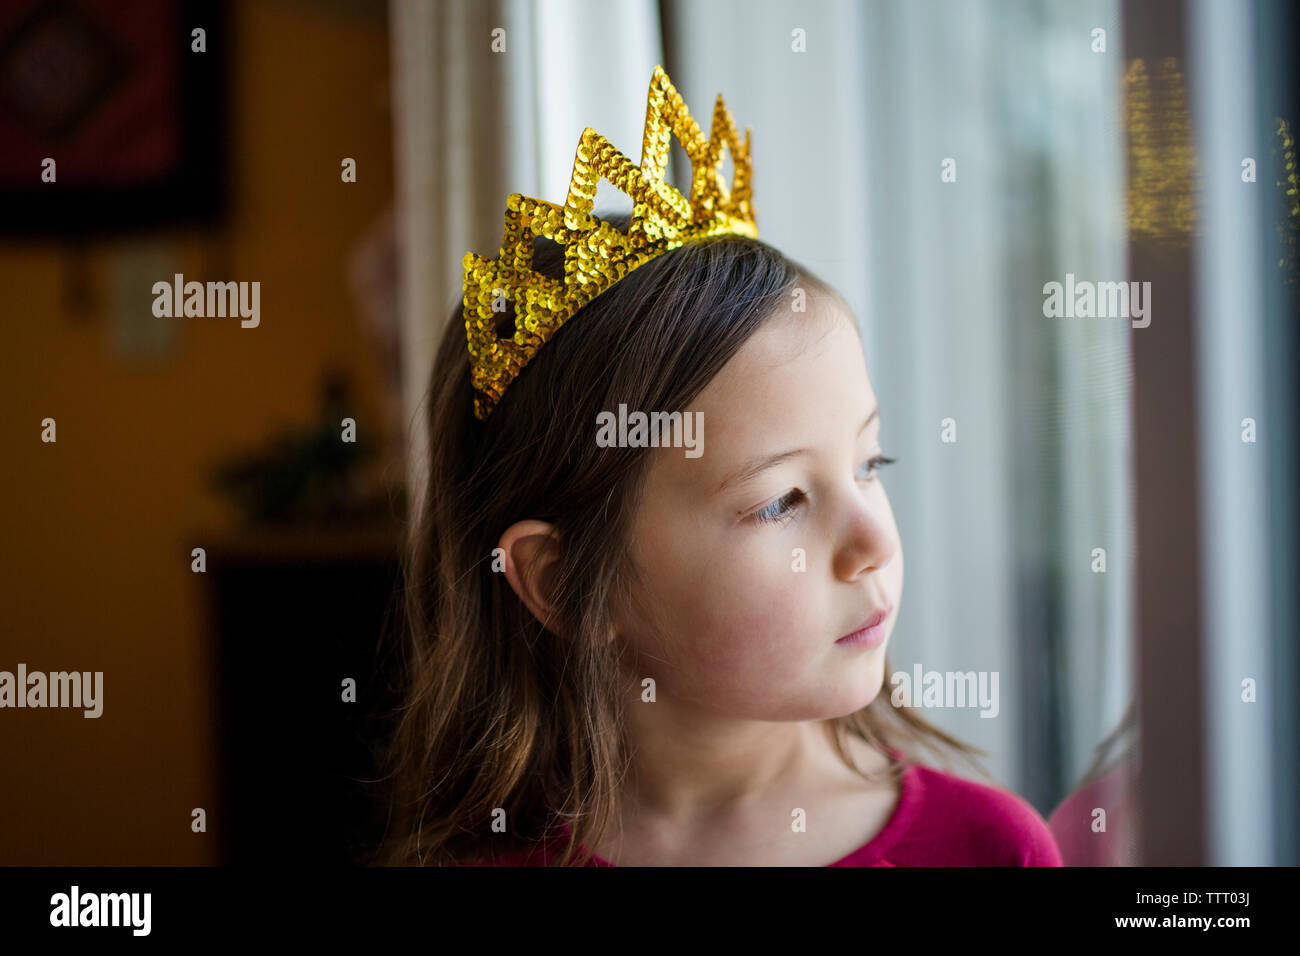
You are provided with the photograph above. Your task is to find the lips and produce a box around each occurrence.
[837,605,892,642]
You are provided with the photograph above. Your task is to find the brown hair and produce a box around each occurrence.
[370,213,988,866]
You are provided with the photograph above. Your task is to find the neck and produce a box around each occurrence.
[613,692,880,828]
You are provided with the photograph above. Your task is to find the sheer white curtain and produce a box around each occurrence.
[1189,0,1284,866]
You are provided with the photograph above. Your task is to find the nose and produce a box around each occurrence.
[832,490,899,581]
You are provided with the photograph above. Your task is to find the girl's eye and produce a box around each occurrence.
[753,490,805,526]
[858,454,897,482]
[751,455,897,527]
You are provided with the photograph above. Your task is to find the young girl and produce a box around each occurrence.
[372,70,1062,867]
[368,210,1063,867]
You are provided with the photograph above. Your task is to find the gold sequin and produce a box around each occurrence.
[462,64,758,420]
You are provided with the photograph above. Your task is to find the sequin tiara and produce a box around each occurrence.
[461,64,758,420]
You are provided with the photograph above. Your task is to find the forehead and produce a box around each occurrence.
[652,295,875,492]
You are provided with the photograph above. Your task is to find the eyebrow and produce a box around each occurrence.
[716,406,881,495]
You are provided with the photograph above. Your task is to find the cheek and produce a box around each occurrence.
[632,522,811,686]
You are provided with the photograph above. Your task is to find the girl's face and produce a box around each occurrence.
[613,294,903,720]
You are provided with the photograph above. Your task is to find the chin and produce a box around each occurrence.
[822,671,886,718]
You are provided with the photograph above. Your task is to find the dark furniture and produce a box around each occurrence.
[200,523,405,865]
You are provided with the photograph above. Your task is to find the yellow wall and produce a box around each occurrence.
[0,1,393,864]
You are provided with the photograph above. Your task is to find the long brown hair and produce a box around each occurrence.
[370,213,987,866]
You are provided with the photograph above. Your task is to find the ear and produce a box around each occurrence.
[497,519,564,634]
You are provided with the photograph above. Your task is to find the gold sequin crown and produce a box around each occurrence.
[462,64,758,420]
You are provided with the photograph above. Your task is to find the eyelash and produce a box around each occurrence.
[751,455,897,526]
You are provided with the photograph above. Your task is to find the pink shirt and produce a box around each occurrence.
[474,748,1064,866]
